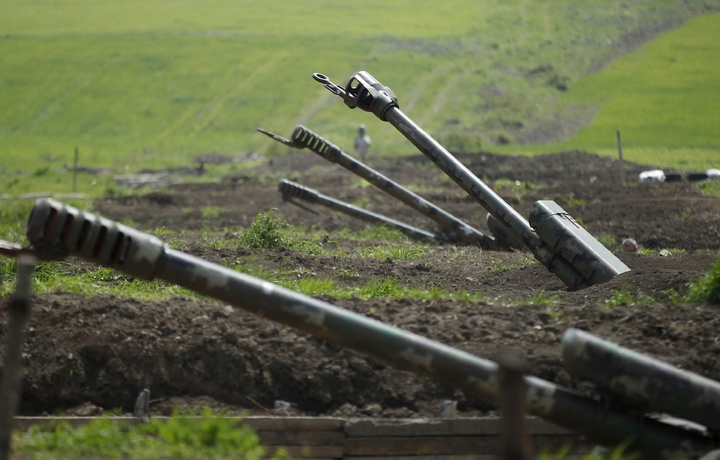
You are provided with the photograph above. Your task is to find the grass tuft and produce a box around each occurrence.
[685,254,720,305]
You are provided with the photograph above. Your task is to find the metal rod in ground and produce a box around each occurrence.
[260,126,502,250]
[616,131,625,185]
[0,254,37,460]
[496,349,535,460]
[73,147,79,194]
[278,179,442,244]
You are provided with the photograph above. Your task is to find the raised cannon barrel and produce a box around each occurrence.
[312,71,630,290]
[563,327,720,434]
[259,125,502,250]
[277,179,441,243]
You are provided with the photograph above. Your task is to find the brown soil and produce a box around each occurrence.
[3,150,720,420]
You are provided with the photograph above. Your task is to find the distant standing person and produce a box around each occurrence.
[354,124,371,162]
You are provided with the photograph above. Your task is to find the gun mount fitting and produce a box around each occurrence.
[314,72,398,120]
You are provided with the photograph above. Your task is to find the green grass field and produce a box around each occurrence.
[504,13,720,170]
[0,0,718,196]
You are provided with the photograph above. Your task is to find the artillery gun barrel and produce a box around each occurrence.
[21,198,715,458]
[280,125,500,249]
[563,327,720,434]
[278,179,440,243]
[312,71,630,290]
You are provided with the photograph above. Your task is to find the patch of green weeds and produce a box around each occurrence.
[0,261,198,300]
[0,258,18,290]
[351,197,372,210]
[351,178,373,189]
[349,225,412,242]
[356,277,404,298]
[685,253,720,305]
[151,227,178,239]
[200,206,221,221]
[493,178,537,192]
[337,268,360,279]
[634,247,652,256]
[698,180,720,198]
[531,290,558,307]
[489,256,534,274]
[541,305,566,323]
[354,243,430,260]
[603,287,655,307]
[13,407,287,459]
[31,166,51,177]
[566,197,587,207]
[241,209,288,249]
[239,210,330,256]
[596,233,617,250]
[539,440,639,459]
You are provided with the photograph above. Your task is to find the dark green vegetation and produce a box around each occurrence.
[1,1,719,198]
[13,408,286,459]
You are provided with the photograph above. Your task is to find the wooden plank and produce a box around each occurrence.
[532,435,594,454]
[266,444,344,458]
[244,416,344,432]
[344,417,573,437]
[13,416,136,430]
[347,456,501,460]
[344,418,495,437]
[257,430,345,446]
[344,436,503,456]
[526,418,575,435]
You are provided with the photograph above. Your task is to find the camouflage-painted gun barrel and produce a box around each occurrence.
[563,328,720,434]
[288,125,501,250]
[278,179,440,244]
[313,71,630,290]
[23,198,716,458]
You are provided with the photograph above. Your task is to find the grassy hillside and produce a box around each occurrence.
[0,0,717,196]
[504,13,720,171]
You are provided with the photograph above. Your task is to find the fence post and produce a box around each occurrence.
[0,254,37,460]
[616,130,626,185]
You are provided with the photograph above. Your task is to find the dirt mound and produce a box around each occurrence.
[3,149,720,420]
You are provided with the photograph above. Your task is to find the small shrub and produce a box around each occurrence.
[686,253,720,305]
[495,131,513,145]
[241,209,288,249]
[698,180,720,198]
[32,166,51,177]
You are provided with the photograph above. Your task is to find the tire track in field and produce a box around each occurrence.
[190,51,288,136]
[415,68,468,128]
[2,59,111,137]
[154,51,286,143]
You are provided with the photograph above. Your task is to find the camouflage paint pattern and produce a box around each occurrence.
[277,179,441,243]
[313,71,631,291]
[529,201,629,284]
[22,198,717,458]
[563,327,720,434]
